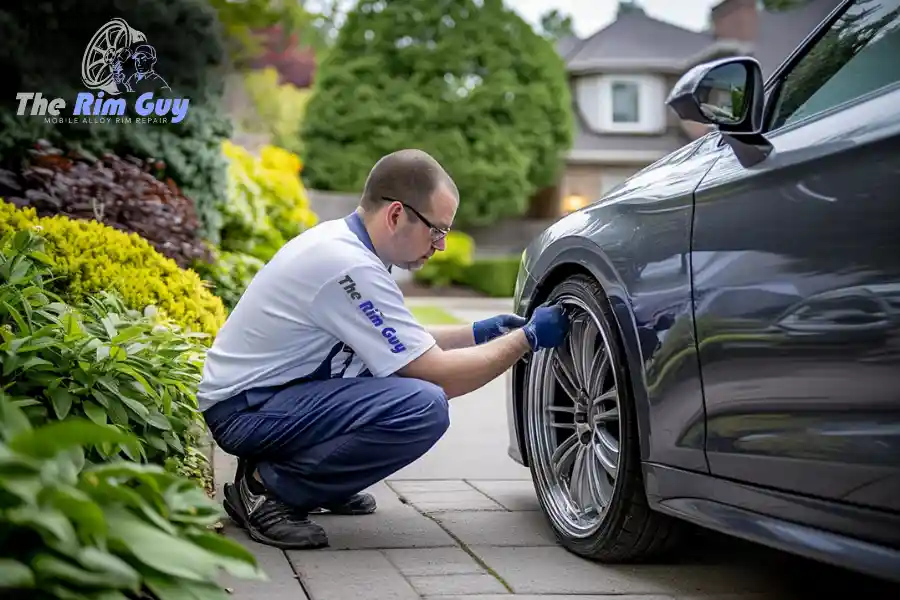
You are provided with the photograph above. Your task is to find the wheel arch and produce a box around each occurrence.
[513,241,653,468]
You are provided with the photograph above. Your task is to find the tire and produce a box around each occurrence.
[522,273,683,561]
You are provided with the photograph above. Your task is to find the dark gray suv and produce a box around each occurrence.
[505,0,900,583]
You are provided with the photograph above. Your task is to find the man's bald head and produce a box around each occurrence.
[359,149,458,215]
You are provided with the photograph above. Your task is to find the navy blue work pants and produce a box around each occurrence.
[203,376,450,512]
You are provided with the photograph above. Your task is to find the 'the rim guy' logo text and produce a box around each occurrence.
[14,17,189,124]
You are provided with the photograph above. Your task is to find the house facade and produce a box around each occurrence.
[551,0,839,216]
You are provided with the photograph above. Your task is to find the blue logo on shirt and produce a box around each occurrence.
[339,274,406,354]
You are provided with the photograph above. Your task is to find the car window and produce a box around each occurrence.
[768,0,900,131]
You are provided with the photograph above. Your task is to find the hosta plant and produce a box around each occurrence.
[0,395,266,599]
[0,229,209,472]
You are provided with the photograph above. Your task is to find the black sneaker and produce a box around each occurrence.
[309,492,377,515]
[223,460,328,550]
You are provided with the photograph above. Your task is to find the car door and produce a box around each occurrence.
[690,0,900,513]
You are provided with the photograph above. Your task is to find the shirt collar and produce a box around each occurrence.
[344,211,392,272]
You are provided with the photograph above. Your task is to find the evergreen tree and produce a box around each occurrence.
[300,0,574,227]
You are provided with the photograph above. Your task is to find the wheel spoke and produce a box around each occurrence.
[566,315,587,388]
[592,429,619,478]
[551,352,580,400]
[592,387,617,409]
[588,453,614,509]
[568,445,592,513]
[586,351,609,399]
[550,433,579,478]
[578,318,599,395]
[594,406,618,424]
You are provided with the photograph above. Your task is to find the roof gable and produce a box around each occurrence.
[566,7,715,72]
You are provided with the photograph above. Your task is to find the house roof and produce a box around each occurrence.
[565,6,722,74]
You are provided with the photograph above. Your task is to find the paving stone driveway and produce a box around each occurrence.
[213,299,898,599]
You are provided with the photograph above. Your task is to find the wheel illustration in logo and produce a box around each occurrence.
[81,18,147,95]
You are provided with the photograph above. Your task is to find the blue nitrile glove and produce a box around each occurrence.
[473,313,528,345]
[522,304,570,351]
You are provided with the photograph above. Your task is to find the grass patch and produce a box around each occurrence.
[410,304,463,325]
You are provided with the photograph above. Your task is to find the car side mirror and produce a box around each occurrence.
[666,56,765,134]
[666,56,772,167]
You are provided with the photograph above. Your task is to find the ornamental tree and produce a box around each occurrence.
[300,0,574,227]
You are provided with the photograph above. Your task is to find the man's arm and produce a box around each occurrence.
[428,324,475,349]
[396,329,531,399]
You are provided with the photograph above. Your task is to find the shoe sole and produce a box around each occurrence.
[223,483,329,551]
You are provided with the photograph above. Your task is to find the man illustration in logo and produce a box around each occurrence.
[123,44,170,94]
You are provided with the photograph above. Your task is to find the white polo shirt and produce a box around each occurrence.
[196,212,437,411]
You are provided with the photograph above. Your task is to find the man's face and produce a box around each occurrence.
[393,186,457,271]
[133,49,155,73]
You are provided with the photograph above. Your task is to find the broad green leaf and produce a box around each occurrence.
[118,395,150,421]
[146,410,172,431]
[19,356,55,371]
[49,387,76,420]
[5,505,77,549]
[0,558,34,588]
[143,573,233,600]
[187,532,266,580]
[8,417,130,458]
[111,326,145,344]
[104,507,231,582]
[82,401,108,425]
[31,552,140,591]
[0,395,33,439]
[106,399,130,427]
[74,547,142,592]
[45,486,107,539]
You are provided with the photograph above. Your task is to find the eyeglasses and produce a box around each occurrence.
[381,196,450,242]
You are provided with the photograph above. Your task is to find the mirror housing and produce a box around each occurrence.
[667,56,771,166]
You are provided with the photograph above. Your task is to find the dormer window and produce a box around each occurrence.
[611,81,640,123]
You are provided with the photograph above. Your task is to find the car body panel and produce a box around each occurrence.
[505,0,900,582]
[509,134,724,474]
[692,78,900,514]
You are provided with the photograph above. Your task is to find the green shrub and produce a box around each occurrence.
[0,229,209,481]
[300,0,574,228]
[192,247,265,311]
[219,141,318,262]
[459,256,521,297]
[0,2,233,241]
[0,397,265,600]
[0,200,227,337]
[412,231,475,288]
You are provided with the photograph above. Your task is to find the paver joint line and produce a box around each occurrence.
[385,480,515,594]
[461,478,513,513]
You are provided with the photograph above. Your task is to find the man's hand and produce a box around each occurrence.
[473,313,528,345]
[522,304,569,351]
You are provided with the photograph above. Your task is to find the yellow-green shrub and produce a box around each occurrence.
[0,200,226,337]
[413,231,475,287]
[219,140,318,261]
[238,66,312,156]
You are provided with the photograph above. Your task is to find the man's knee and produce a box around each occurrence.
[394,377,450,441]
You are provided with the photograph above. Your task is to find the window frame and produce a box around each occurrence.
[760,0,900,135]
[610,80,641,125]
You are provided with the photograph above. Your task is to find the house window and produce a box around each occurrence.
[611,81,640,123]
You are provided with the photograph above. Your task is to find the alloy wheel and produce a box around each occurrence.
[526,294,623,539]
